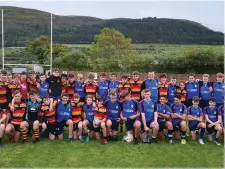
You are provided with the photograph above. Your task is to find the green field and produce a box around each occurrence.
[0,132,224,168]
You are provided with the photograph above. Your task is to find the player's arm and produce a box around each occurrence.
[120,111,127,121]
[170,105,178,119]
[214,115,222,125]
[10,97,15,111]
[129,101,140,120]
[205,114,214,124]
[0,113,6,123]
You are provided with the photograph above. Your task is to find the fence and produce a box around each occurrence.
[57,70,217,81]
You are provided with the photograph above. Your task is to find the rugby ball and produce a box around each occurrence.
[93,118,100,128]
[123,133,134,143]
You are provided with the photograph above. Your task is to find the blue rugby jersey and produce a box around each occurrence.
[39,81,49,99]
[98,80,109,101]
[212,82,225,104]
[121,99,138,118]
[139,99,157,122]
[204,106,220,123]
[74,81,85,98]
[219,105,224,126]
[83,103,95,122]
[156,103,171,122]
[143,79,158,101]
[170,103,187,125]
[185,82,199,100]
[167,84,180,104]
[108,80,119,99]
[56,101,72,122]
[105,99,121,120]
[26,101,41,121]
[188,106,203,126]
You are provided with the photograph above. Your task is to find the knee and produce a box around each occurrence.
[101,122,106,129]
[33,121,39,128]
[106,120,112,127]
[201,123,206,129]
[68,120,73,126]
[134,121,141,128]
[0,124,5,131]
[5,127,10,133]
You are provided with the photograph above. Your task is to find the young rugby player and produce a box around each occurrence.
[75,74,85,104]
[66,73,75,100]
[84,72,98,102]
[108,73,119,100]
[129,71,143,101]
[211,73,224,107]
[167,77,181,105]
[0,108,6,146]
[98,72,109,102]
[199,74,212,109]
[37,73,49,99]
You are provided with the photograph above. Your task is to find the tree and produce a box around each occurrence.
[25,36,68,64]
[87,28,137,71]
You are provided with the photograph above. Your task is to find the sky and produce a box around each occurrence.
[0,0,224,32]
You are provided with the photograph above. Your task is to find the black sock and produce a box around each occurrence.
[168,130,173,140]
[0,138,2,143]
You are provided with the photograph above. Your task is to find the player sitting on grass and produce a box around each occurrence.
[93,96,107,144]
[170,94,187,144]
[157,95,173,144]
[105,90,121,141]
[187,96,206,145]
[139,89,159,144]
[204,97,222,146]
[0,108,6,147]
[120,91,141,144]
[5,90,28,144]
[55,93,73,143]
[71,93,84,142]
[82,95,96,143]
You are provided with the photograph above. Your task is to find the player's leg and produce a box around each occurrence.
[0,123,5,146]
[100,121,107,144]
[82,119,90,142]
[165,121,173,144]
[5,111,11,126]
[106,119,112,140]
[215,124,222,146]
[111,120,119,141]
[33,120,40,143]
[206,124,214,142]
[197,122,206,144]
[179,120,187,144]
[73,124,78,140]
[150,121,159,144]
[20,121,29,144]
[158,122,165,140]
[134,120,141,144]
[141,122,148,142]
[78,121,83,141]
[48,123,56,140]
[66,119,73,143]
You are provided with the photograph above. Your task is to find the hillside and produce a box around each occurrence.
[0,6,223,46]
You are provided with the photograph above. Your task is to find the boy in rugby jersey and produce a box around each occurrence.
[157,95,173,144]
[71,93,84,141]
[5,90,28,144]
[179,81,187,105]
[82,95,96,143]
[140,89,159,144]
[0,108,7,146]
[61,74,68,94]
[37,73,49,99]
[167,77,181,106]
[75,74,85,104]
[27,71,38,93]
[84,72,98,102]
[66,73,75,100]
[98,72,109,102]
[108,73,119,100]
[158,74,168,99]
[120,91,141,144]
[188,96,206,144]
[211,73,224,107]
[129,71,143,102]
[93,96,107,144]
[105,90,121,141]
[204,97,223,146]
[8,73,21,103]
[55,93,73,143]
[170,94,187,144]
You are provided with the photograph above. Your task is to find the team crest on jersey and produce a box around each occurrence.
[163,110,166,113]
[116,106,118,109]
[180,108,182,112]
[45,85,48,87]
[195,84,197,88]
[152,105,154,108]
[214,112,216,114]
[131,105,134,108]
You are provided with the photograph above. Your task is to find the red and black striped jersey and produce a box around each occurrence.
[158,82,169,97]
[84,81,98,101]
[129,80,143,101]
[180,89,187,103]
[8,82,21,102]
[39,101,57,124]
[94,105,107,120]
[0,81,9,105]
[27,78,38,92]
[61,81,68,94]
[9,102,26,125]
[71,101,84,124]
[118,82,131,96]
[66,81,75,100]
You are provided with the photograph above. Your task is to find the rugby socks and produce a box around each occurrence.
[20,128,27,141]
[0,138,2,143]
[180,130,186,139]
[120,124,123,132]
[168,130,173,140]
[33,128,39,139]
[152,136,156,140]
[200,128,205,139]
[215,137,219,143]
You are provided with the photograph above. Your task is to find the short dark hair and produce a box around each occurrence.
[132,71,139,76]
[159,74,167,79]
[209,97,216,103]
[97,96,103,102]
[14,90,21,95]
[174,94,181,100]
[61,74,68,78]
[68,73,74,78]
[192,96,200,102]
[21,71,27,75]
[188,73,195,78]
[100,72,107,77]
[160,95,168,100]
[86,95,93,100]
[40,73,45,77]
[61,93,69,98]
[121,74,128,79]
[1,70,7,75]
[120,91,130,98]
[29,90,36,96]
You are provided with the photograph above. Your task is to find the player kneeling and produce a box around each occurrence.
[188,96,206,144]
[93,96,107,144]
[5,90,29,144]
[71,93,84,142]
[120,91,141,144]
[204,97,222,146]
[157,95,173,144]
[105,90,121,141]
[140,89,159,144]
[82,95,96,143]
[56,93,73,143]
[171,94,187,144]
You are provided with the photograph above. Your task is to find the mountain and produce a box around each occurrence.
[0,6,223,46]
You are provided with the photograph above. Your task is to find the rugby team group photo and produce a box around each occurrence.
[0,69,224,147]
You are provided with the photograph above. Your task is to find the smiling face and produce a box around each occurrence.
[62,96,69,104]
[189,76,195,83]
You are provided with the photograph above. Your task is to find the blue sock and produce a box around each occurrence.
[215,137,219,142]
[181,131,186,139]
[200,128,205,139]
[68,135,72,139]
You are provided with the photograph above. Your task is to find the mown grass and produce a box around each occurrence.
[0,132,224,168]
